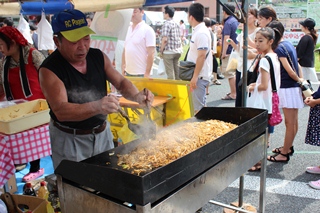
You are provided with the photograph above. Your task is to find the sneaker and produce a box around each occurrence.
[22,168,45,182]
[212,80,221,85]
[309,179,320,190]
[217,74,225,79]
[306,166,320,174]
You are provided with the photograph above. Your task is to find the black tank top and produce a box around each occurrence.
[41,48,107,129]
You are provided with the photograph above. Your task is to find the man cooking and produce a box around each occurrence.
[39,9,154,169]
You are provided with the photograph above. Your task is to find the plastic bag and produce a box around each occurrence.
[37,12,55,50]
[246,87,267,110]
[225,50,239,72]
[17,14,33,44]
[158,58,165,75]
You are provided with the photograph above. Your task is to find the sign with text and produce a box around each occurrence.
[90,35,118,61]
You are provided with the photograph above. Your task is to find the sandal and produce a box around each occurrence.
[272,146,294,156]
[221,93,236,100]
[212,79,221,85]
[22,168,44,182]
[267,153,290,163]
[248,162,261,172]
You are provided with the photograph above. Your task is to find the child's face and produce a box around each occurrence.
[255,32,273,53]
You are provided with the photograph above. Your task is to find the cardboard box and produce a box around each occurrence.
[12,195,47,213]
[0,174,17,194]
[0,99,49,134]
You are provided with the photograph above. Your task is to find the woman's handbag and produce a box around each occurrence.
[238,54,260,91]
[265,56,282,126]
[179,48,209,81]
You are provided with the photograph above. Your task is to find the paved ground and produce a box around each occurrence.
[194,77,320,213]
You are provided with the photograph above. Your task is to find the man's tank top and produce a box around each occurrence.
[41,48,107,129]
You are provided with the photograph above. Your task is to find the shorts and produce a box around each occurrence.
[221,55,236,79]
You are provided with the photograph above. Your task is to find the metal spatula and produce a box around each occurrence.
[118,106,142,135]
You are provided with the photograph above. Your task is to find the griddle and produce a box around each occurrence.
[55,107,268,206]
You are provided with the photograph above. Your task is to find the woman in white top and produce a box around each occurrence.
[227,7,260,107]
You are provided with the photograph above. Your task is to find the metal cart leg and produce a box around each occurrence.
[258,131,268,213]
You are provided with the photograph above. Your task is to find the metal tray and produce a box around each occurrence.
[55,107,268,206]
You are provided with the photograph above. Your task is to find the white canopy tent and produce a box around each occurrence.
[144,11,189,26]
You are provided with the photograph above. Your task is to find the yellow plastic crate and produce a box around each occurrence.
[0,99,50,134]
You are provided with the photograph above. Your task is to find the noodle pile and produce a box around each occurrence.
[117,119,238,175]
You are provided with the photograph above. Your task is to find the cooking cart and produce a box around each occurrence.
[55,107,268,213]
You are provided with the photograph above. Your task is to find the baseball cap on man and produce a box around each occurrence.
[299,18,316,29]
[52,9,95,42]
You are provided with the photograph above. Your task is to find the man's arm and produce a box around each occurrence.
[221,35,230,59]
[144,46,155,78]
[39,67,116,122]
[121,48,126,75]
[103,53,154,105]
[190,49,207,90]
[160,36,167,55]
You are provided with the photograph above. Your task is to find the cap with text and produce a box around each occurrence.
[52,9,95,42]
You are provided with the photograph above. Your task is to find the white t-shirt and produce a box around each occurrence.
[124,21,156,75]
[187,22,213,81]
[236,28,260,74]
[255,52,281,113]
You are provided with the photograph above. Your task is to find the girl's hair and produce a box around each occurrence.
[0,32,14,51]
[256,27,275,50]
[249,7,258,18]
[266,20,284,50]
[249,7,258,27]
[309,28,318,45]
[258,6,278,25]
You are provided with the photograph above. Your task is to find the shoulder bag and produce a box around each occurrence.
[179,48,209,81]
[265,55,282,126]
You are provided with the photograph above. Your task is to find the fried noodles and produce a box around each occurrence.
[117,119,238,175]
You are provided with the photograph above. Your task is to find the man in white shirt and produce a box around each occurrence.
[122,8,156,78]
[187,3,213,113]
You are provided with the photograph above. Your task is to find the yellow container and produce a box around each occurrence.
[0,99,50,134]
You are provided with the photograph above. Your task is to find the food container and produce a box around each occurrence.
[0,99,50,134]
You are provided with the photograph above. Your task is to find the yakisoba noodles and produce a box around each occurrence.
[117,119,238,175]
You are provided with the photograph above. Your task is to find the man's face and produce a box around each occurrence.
[55,35,91,64]
[131,8,143,23]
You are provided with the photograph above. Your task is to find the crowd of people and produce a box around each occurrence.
[215,4,320,190]
[0,3,319,192]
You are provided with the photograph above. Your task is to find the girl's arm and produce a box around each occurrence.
[257,68,269,91]
[279,57,304,83]
[304,96,320,107]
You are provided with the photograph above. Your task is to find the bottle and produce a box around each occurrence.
[299,80,313,98]
[37,181,49,199]
[37,181,55,213]
[23,183,36,196]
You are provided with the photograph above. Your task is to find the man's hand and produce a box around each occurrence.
[134,88,154,108]
[100,94,120,115]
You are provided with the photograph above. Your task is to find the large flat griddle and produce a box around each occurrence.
[55,107,268,206]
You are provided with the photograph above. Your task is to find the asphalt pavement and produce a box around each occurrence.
[197,77,320,213]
